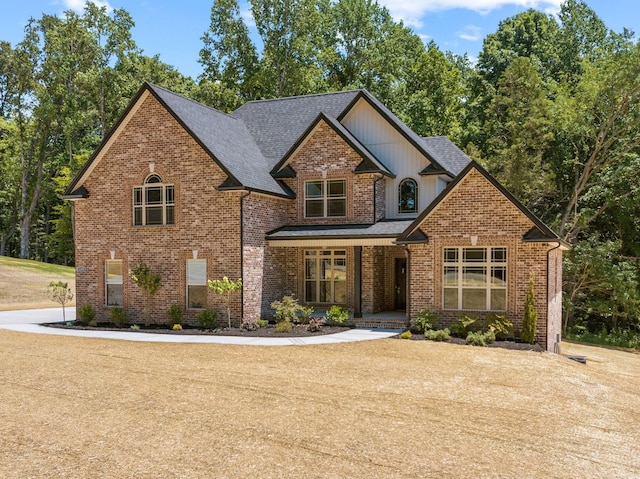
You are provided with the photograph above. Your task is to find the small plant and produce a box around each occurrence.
[306,316,326,332]
[300,305,314,324]
[77,304,96,326]
[196,309,217,329]
[88,320,97,327]
[208,277,243,328]
[109,307,128,328]
[130,324,141,330]
[241,317,259,331]
[257,319,269,328]
[325,305,349,324]
[484,313,513,338]
[450,315,478,337]
[522,273,538,344]
[167,303,183,327]
[46,281,74,322]
[425,328,451,341]
[466,330,495,346]
[411,308,438,333]
[172,323,183,331]
[275,320,292,333]
[271,295,302,324]
[400,330,412,339]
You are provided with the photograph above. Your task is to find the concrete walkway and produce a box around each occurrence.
[0,308,401,346]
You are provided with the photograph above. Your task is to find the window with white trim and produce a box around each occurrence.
[304,179,346,218]
[443,247,507,311]
[133,174,174,226]
[398,178,418,214]
[105,259,123,307]
[186,259,207,309]
[305,250,346,303]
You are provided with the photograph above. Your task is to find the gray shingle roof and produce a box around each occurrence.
[267,221,414,239]
[231,90,361,164]
[148,84,289,196]
[420,136,473,176]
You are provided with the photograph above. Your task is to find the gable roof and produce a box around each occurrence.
[270,112,394,178]
[397,160,568,247]
[420,137,472,177]
[64,83,291,198]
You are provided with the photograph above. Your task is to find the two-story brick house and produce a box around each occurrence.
[64,83,566,351]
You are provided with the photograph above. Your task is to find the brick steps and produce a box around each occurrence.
[354,318,407,329]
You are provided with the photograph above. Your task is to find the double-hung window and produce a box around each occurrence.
[443,247,507,311]
[186,259,207,309]
[105,259,123,307]
[133,174,174,226]
[304,179,346,218]
[305,250,346,303]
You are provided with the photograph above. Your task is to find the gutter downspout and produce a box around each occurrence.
[239,190,252,321]
[547,242,562,354]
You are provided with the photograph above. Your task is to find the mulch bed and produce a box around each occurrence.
[399,333,544,351]
[45,322,352,337]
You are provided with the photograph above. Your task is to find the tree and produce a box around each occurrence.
[47,281,74,322]
[130,261,162,326]
[521,273,538,344]
[207,276,242,328]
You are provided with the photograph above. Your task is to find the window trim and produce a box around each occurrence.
[304,249,347,304]
[442,246,507,311]
[133,174,175,226]
[398,178,418,214]
[304,179,347,218]
[186,259,207,310]
[105,259,123,307]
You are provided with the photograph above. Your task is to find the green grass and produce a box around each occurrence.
[0,256,75,275]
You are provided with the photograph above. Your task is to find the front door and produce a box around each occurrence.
[394,257,407,310]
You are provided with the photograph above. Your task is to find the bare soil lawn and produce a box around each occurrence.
[0,332,638,478]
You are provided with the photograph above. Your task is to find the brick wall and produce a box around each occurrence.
[74,93,245,326]
[406,168,562,351]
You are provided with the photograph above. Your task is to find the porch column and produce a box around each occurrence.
[354,246,362,318]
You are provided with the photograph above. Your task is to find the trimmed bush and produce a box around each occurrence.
[257,319,269,328]
[275,320,292,333]
[167,303,183,327]
[325,305,349,324]
[424,328,451,341]
[77,304,96,325]
[466,330,496,346]
[196,309,217,329]
[108,307,128,328]
[400,330,412,339]
[172,323,183,331]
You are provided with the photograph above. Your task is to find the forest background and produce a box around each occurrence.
[1,0,639,341]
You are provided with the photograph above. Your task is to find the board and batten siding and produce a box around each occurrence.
[342,98,441,219]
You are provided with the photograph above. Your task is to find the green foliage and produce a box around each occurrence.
[257,319,269,328]
[466,330,495,347]
[88,320,97,327]
[522,273,538,344]
[208,276,242,328]
[484,313,514,338]
[424,328,451,342]
[77,304,96,325]
[400,330,412,339]
[130,262,161,296]
[108,307,128,328]
[275,320,292,333]
[166,303,183,327]
[411,308,439,333]
[46,281,74,322]
[566,327,640,351]
[450,315,478,338]
[196,309,217,329]
[325,305,349,324]
[271,295,302,323]
[130,324,140,330]
[300,305,314,324]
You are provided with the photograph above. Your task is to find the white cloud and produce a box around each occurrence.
[457,25,482,41]
[61,0,112,12]
[378,0,562,27]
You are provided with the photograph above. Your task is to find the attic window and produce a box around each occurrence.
[398,178,418,214]
[133,174,175,226]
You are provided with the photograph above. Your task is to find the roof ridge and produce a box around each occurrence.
[146,82,239,121]
[240,89,363,106]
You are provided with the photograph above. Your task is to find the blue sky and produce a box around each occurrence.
[1,0,638,79]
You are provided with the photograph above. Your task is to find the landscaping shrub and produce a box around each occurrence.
[196,309,217,329]
[172,324,183,331]
[257,319,268,328]
[241,317,259,331]
[275,320,292,333]
[424,328,451,341]
[299,305,314,324]
[325,305,349,324]
[522,273,538,344]
[400,330,412,339]
[109,307,128,328]
[450,315,478,337]
[466,330,496,346]
[77,304,96,325]
[306,317,326,332]
[167,303,183,327]
[484,313,513,338]
[411,308,438,333]
[271,295,302,323]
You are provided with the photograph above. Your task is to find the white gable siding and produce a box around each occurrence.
[342,98,441,218]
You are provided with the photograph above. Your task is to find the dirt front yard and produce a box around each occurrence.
[0,331,638,478]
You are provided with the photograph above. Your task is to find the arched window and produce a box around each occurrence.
[398,178,418,214]
[133,174,175,226]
